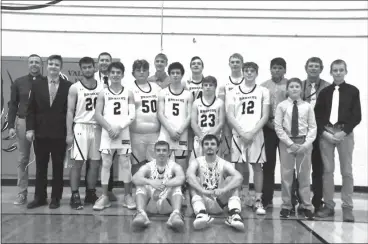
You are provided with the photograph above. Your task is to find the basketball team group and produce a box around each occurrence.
[7,52,361,231]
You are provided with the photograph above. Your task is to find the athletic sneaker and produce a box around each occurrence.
[304,209,315,220]
[14,194,27,205]
[253,199,266,215]
[166,211,185,231]
[84,189,98,205]
[93,195,111,211]
[280,208,291,218]
[70,192,83,210]
[225,213,245,231]
[122,195,136,210]
[193,213,214,230]
[132,210,151,229]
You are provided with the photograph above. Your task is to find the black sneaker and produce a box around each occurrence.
[280,208,291,218]
[70,192,83,210]
[84,189,98,205]
[304,209,315,220]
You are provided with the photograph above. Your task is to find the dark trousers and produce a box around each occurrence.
[34,138,66,200]
[291,137,324,208]
[85,159,114,191]
[262,126,280,204]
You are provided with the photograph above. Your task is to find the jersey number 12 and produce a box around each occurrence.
[241,101,254,114]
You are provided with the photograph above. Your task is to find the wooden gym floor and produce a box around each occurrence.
[1,186,367,243]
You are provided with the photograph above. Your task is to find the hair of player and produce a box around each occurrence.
[154,140,170,151]
[28,54,42,64]
[132,59,149,73]
[201,134,220,147]
[229,53,244,63]
[98,52,112,61]
[79,57,95,68]
[270,57,286,70]
[285,78,303,98]
[190,56,204,68]
[243,62,259,74]
[202,75,217,87]
[47,54,63,68]
[155,53,168,63]
[305,57,324,71]
[330,59,347,73]
[107,62,125,74]
[168,62,185,76]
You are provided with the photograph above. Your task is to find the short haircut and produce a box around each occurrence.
[98,52,112,61]
[155,53,168,63]
[202,75,217,87]
[107,62,125,74]
[201,134,220,147]
[168,62,185,76]
[243,62,259,74]
[28,54,42,62]
[132,59,149,72]
[79,56,95,68]
[270,57,286,70]
[286,78,302,89]
[154,140,170,151]
[190,56,204,68]
[47,55,63,68]
[229,53,244,63]
[330,59,347,73]
[305,57,324,71]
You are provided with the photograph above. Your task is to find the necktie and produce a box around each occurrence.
[329,86,339,125]
[291,100,299,137]
[310,83,316,108]
[49,80,57,106]
[103,76,108,86]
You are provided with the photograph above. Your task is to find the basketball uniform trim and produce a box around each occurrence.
[72,123,85,161]
[228,76,244,86]
[200,95,216,107]
[107,86,124,95]
[169,86,185,96]
[135,80,152,93]
[79,80,98,90]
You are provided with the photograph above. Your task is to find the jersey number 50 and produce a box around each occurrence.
[142,100,157,113]
[85,97,97,111]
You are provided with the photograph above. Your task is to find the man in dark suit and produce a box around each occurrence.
[26,55,72,209]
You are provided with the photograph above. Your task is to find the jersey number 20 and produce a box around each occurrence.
[85,97,97,111]
[200,114,215,127]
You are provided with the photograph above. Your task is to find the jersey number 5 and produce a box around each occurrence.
[172,103,179,116]
[114,102,121,115]
[142,100,157,113]
[241,101,254,114]
[85,97,97,111]
[200,114,215,127]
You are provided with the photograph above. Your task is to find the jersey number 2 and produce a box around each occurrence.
[241,101,254,114]
[200,114,215,127]
[85,97,97,111]
[114,102,121,115]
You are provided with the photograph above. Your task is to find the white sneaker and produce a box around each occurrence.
[122,195,136,210]
[193,213,214,230]
[167,211,184,231]
[93,195,111,211]
[132,210,151,229]
[254,199,266,215]
[225,213,244,231]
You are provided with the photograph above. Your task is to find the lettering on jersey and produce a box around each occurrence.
[108,97,126,101]
[122,140,130,144]
[168,98,185,103]
[179,141,188,146]
[239,96,257,101]
[200,109,217,113]
[84,92,99,97]
[141,95,157,99]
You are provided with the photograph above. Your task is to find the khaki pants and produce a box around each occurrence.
[16,118,32,195]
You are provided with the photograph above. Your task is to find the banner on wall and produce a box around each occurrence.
[1,56,119,179]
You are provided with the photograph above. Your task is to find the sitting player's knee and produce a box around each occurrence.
[135,186,147,196]
[191,194,203,205]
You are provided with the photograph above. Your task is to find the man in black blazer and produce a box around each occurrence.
[26,55,72,209]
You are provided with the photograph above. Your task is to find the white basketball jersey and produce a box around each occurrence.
[195,96,223,137]
[147,160,176,182]
[73,80,103,124]
[130,81,161,127]
[159,87,191,149]
[101,86,131,149]
[196,156,225,190]
[230,85,270,133]
[184,76,204,100]
[223,76,244,111]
